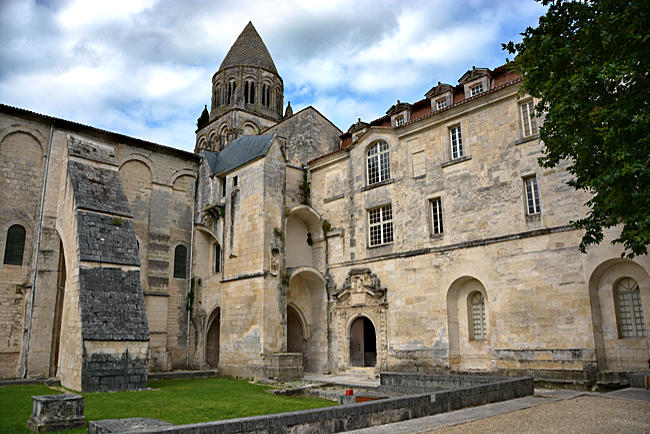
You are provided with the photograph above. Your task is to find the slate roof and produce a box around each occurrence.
[203,133,274,175]
[219,22,278,75]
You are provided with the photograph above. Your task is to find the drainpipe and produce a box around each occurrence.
[186,171,198,369]
[22,121,55,378]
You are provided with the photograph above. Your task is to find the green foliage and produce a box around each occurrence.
[299,167,310,206]
[504,0,650,257]
[111,217,122,226]
[0,378,334,433]
[186,277,200,313]
[321,219,332,235]
[281,271,290,286]
[196,105,209,130]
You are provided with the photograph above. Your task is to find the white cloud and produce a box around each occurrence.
[0,0,546,151]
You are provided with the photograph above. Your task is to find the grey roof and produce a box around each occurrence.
[203,134,274,175]
[219,22,278,75]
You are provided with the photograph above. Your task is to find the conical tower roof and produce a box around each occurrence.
[219,22,278,74]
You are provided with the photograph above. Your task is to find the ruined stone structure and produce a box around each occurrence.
[1,22,648,388]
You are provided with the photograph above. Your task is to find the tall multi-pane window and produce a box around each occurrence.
[520,100,538,137]
[368,205,393,247]
[524,176,541,214]
[173,245,187,279]
[450,126,463,159]
[615,278,645,338]
[367,141,390,185]
[431,198,443,235]
[469,292,486,341]
[470,83,483,96]
[3,224,26,265]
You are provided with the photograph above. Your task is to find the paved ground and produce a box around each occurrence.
[345,388,650,433]
[303,373,379,389]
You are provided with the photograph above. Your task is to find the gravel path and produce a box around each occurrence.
[431,395,650,434]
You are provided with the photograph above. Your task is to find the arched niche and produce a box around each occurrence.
[588,258,649,370]
[446,275,490,370]
[286,267,327,372]
[205,307,221,369]
[285,205,324,269]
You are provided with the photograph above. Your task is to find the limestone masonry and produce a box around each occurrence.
[0,22,648,390]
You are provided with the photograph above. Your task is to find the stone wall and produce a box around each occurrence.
[309,82,650,375]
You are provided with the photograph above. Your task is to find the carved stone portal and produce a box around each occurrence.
[331,268,388,372]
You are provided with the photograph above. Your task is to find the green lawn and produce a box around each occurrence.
[0,378,335,433]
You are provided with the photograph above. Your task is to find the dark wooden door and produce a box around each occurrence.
[350,317,364,366]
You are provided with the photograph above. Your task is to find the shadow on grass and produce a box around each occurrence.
[0,377,335,433]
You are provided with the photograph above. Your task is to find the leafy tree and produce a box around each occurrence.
[504,0,649,257]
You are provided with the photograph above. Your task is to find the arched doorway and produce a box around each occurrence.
[206,307,220,368]
[287,305,307,369]
[349,316,376,367]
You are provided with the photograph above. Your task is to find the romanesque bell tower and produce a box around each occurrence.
[195,22,284,152]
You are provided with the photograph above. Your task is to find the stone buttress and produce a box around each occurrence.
[56,136,149,391]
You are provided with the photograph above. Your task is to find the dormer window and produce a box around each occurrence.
[395,116,404,127]
[436,98,448,110]
[470,83,483,96]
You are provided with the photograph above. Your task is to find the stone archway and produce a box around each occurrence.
[286,268,327,373]
[205,307,220,369]
[349,316,376,367]
[332,268,388,372]
[287,305,308,369]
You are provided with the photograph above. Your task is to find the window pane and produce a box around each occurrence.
[3,224,26,265]
[174,245,187,279]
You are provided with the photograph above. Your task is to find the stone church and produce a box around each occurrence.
[0,22,648,391]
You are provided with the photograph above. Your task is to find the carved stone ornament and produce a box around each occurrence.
[332,268,387,306]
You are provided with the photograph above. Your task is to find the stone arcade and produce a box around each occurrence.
[0,22,648,391]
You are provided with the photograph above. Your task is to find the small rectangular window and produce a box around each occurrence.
[395,116,404,127]
[520,100,538,137]
[524,175,541,214]
[221,177,226,197]
[436,98,447,110]
[450,125,463,159]
[214,243,221,273]
[368,205,393,247]
[233,176,238,187]
[430,198,443,235]
[470,83,483,96]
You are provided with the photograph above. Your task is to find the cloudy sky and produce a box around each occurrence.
[0,0,546,152]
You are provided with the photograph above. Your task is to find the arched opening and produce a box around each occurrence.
[49,237,66,377]
[287,305,307,369]
[3,224,26,265]
[287,268,327,372]
[173,245,187,279]
[446,276,489,370]
[285,205,324,269]
[206,307,220,368]
[349,316,376,367]
[589,259,649,370]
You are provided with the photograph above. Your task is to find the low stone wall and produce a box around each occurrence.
[89,373,533,433]
[380,371,521,393]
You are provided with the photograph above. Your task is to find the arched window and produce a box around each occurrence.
[214,243,221,273]
[227,81,236,104]
[615,278,645,338]
[173,245,187,279]
[244,81,255,104]
[469,291,486,341]
[215,88,220,107]
[366,141,390,185]
[3,224,26,265]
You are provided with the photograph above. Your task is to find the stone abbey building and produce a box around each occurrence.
[0,22,648,391]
